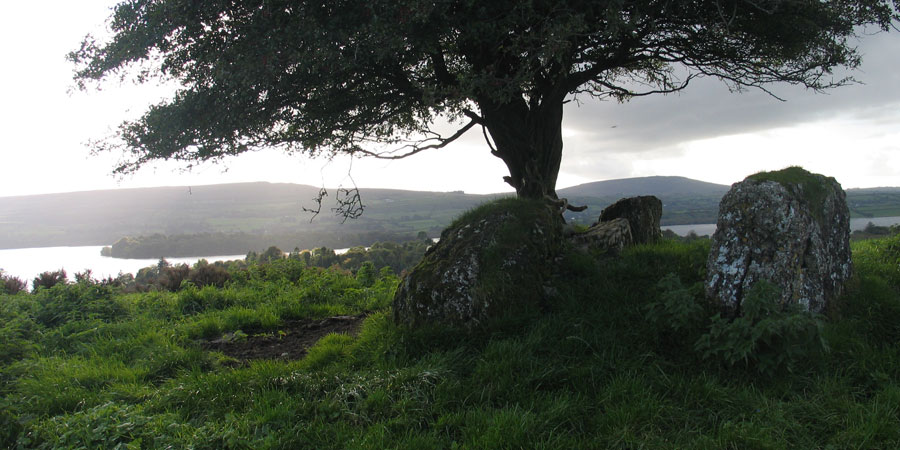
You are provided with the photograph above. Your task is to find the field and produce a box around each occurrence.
[2,232,900,448]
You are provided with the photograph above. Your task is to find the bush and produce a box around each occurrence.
[32,269,67,291]
[188,261,231,288]
[356,261,377,288]
[159,264,190,291]
[644,273,708,337]
[1,270,27,294]
[32,282,128,328]
[694,280,828,375]
[0,296,39,363]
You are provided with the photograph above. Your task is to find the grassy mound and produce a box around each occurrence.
[393,197,563,329]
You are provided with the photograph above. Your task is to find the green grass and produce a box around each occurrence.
[2,232,900,448]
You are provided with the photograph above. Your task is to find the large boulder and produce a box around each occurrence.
[598,195,663,245]
[393,198,563,329]
[706,167,852,316]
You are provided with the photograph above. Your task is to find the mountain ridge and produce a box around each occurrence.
[1,177,897,252]
[558,175,730,198]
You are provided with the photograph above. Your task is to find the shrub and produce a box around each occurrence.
[644,273,708,336]
[1,270,27,295]
[32,282,128,327]
[0,297,39,363]
[694,280,828,375]
[188,262,231,288]
[160,264,190,291]
[356,261,377,288]
[32,269,67,291]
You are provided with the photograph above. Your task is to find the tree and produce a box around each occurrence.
[71,0,897,204]
[260,245,285,263]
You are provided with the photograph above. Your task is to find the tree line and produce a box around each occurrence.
[101,230,429,259]
[3,235,434,295]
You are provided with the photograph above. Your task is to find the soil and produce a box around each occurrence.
[200,313,367,364]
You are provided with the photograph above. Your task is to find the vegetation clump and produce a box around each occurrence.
[746,166,839,222]
[0,270,27,295]
[851,222,900,241]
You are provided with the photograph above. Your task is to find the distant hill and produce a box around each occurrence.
[558,176,729,198]
[556,176,730,225]
[0,182,495,251]
[1,177,897,253]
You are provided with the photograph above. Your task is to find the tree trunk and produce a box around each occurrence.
[479,96,564,200]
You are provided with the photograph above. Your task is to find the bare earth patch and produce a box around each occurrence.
[201,314,367,364]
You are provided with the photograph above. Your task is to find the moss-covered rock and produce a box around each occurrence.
[392,198,563,329]
[707,167,852,316]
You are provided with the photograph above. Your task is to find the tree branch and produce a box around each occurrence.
[349,117,479,160]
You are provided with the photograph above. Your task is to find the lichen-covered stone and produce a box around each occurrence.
[568,218,633,255]
[706,167,852,316]
[599,196,663,244]
[392,198,563,329]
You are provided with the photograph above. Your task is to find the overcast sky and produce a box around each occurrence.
[1,1,898,199]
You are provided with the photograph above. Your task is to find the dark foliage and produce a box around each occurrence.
[32,270,67,291]
[71,0,898,200]
[0,271,27,295]
[159,264,191,292]
[187,261,232,288]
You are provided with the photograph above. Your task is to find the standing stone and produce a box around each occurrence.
[393,198,562,329]
[706,167,852,316]
[599,196,663,245]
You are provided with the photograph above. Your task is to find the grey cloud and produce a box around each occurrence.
[560,30,900,158]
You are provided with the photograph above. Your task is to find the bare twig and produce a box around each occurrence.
[301,187,328,222]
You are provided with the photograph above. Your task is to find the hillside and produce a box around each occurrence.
[1,177,898,252]
[557,176,730,225]
[0,183,496,250]
[557,175,729,198]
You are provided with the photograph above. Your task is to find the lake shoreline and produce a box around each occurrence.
[2,216,898,283]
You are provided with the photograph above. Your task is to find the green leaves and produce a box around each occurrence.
[646,274,829,375]
[695,280,829,375]
[645,273,707,334]
[72,0,898,180]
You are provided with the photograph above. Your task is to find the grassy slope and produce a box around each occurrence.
[2,233,900,448]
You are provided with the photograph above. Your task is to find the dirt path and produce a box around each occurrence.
[201,313,367,364]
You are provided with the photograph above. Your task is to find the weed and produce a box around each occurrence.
[695,280,829,375]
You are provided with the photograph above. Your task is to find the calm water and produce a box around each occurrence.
[1,216,897,284]
[663,216,900,237]
[0,246,245,284]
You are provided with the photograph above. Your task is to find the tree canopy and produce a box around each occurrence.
[72,0,898,201]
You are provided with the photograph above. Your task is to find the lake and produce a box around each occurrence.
[663,215,900,237]
[0,247,246,285]
[1,216,897,284]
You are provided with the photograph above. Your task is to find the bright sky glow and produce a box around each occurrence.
[1,1,898,198]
